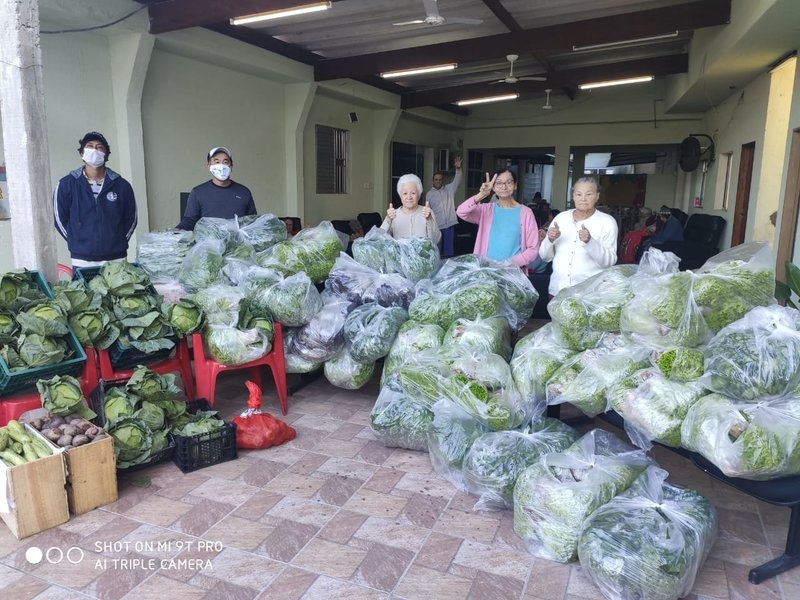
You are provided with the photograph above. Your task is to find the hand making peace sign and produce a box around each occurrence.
[477,172,497,200]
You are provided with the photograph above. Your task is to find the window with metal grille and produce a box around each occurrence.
[316,125,349,194]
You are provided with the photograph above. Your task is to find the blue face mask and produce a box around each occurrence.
[209,164,231,181]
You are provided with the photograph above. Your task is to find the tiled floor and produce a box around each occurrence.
[1,366,798,599]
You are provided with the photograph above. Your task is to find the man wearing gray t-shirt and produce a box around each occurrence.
[176,146,256,230]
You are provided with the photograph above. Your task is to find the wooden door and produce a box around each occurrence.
[775,129,800,275]
[730,142,755,246]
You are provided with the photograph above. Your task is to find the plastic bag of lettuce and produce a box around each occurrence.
[325,252,415,309]
[463,418,578,511]
[421,254,538,331]
[439,345,526,431]
[442,315,512,361]
[369,374,433,451]
[351,226,441,283]
[701,304,800,401]
[681,392,800,479]
[513,429,652,562]
[548,265,638,351]
[578,465,717,600]
[620,242,775,348]
[510,323,576,420]
[608,367,706,449]
[254,221,342,283]
[241,267,322,328]
[343,302,408,362]
[380,320,445,386]
[323,346,374,390]
[546,345,650,418]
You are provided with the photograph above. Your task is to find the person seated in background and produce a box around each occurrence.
[632,205,685,262]
[620,206,657,264]
[346,219,364,255]
[283,217,298,237]
[634,206,656,230]
[650,205,685,244]
[381,174,441,243]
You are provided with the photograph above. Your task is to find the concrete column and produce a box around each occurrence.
[0,0,58,279]
[284,82,317,220]
[373,109,402,213]
[108,33,155,257]
[551,143,572,211]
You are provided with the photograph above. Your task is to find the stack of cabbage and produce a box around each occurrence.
[0,270,81,371]
[97,367,189,468]
[80,262,179,356]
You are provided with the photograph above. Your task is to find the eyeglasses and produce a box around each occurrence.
[494,180,515,188]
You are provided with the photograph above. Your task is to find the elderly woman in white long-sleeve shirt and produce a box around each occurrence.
[537,177,618,297]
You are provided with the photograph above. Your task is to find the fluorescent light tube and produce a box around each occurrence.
[572,31,679,52]
[578,75,654,90]
[231,2,331,25]
[456,93,519,106]
[381,64,457,78]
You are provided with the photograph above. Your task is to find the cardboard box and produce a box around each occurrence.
[0,428,69,539]
[64,434,117,515]
[19,409,118,515]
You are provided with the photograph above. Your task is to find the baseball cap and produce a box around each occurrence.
[207,146,232,162]
[78,131,111,155]
[659,204,672,215]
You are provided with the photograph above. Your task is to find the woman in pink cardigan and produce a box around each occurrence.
[456,169,540,268]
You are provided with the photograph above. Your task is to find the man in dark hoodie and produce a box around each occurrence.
[53,131,137,267]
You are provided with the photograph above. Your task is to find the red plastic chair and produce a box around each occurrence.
[191,322,288,414]
[57,263,73,280]
[97,337,195,400]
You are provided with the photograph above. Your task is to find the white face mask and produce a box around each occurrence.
[82,148,106,168]
[209,164,231,181]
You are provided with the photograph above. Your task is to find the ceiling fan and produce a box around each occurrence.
[542,89,553,110]
[393,0,483,27]
[490,55,547,84]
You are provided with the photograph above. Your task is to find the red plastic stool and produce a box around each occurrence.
[0,392,44,426]
[191,322,288,414]
[81,346,100,396]
[97,338,195,399]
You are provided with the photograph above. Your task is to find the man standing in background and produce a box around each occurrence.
[53,131,137,267]
[176,146,256,231]
[425,156,462,257]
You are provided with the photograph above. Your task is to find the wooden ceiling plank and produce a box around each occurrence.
[315,0,729,80]
[204,22,323,64]
[400,54,688,108]
[148,0,345,35]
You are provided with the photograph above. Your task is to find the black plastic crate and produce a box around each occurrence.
[172,421,237,473]
[170,398,237,473]
[89,378,176,471]
[73,264,177,370]
[107,339,177,371]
